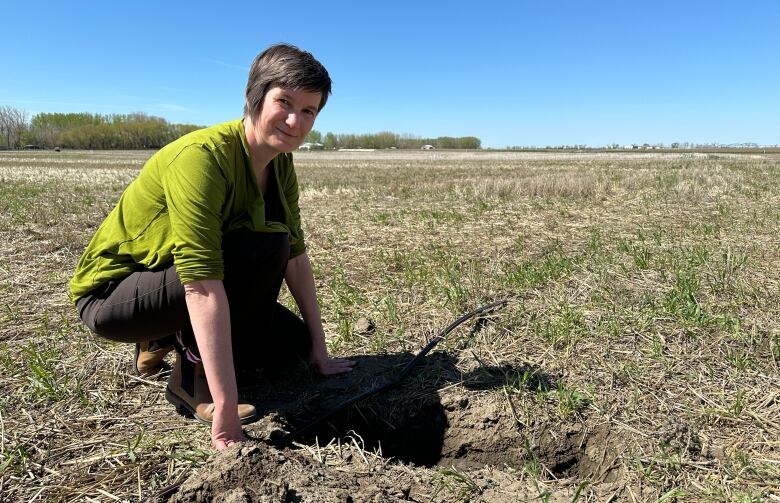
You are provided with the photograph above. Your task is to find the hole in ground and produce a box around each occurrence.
[289,392,621,480]
[294,397,449,467]
[530,423,622,481]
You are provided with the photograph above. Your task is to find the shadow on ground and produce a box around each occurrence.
[235,352,557,468]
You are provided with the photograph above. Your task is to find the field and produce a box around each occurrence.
[1,149,779,502]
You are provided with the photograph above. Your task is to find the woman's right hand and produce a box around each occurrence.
[211,404,246,451]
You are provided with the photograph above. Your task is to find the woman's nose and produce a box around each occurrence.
[286,113,299,128]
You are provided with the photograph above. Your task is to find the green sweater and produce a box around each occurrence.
[69,119,306,302]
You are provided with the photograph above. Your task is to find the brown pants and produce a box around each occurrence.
[76,230,310,369]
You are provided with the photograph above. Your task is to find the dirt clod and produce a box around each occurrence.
[354,317,375,335]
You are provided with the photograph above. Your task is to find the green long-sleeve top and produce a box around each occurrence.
[69,119,306,302]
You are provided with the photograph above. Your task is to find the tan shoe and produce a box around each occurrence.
[134,340,174,377]
[165,351,258,425]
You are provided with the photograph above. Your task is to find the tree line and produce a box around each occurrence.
[1,106,481,150]
[0,107,201,150]
[305,130,481,149]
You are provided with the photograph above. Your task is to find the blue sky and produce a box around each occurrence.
[2,1,778,147]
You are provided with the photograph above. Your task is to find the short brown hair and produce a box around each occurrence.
[244,44,332,117]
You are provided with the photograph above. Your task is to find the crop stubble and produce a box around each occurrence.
[0,149,779,501]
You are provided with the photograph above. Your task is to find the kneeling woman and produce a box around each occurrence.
[69,44,354,450]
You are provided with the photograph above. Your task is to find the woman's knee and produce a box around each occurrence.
[78,267,188,343]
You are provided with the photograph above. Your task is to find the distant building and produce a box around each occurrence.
[299,142,324,151]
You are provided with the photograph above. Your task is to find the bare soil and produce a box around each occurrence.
[152,350,646,502]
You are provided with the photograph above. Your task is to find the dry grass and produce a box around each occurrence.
[1,149,780,501]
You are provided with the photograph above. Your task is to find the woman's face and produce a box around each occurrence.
[251,86,321,153]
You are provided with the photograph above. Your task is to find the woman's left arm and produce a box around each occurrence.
[285,252,355,375]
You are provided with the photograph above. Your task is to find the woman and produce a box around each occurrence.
[69,44,354,450]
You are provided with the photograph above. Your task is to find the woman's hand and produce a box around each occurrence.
[210,404,247,451]
[310,346,355,376]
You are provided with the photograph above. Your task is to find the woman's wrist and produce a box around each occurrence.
[212,397,239,412]
[310,331,328,354]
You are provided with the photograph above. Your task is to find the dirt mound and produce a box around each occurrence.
[152,354,633,502]
[157,441,561,503]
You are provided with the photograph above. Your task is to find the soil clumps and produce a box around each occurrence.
[151,353,634,502]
